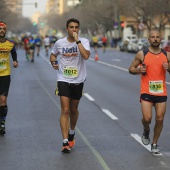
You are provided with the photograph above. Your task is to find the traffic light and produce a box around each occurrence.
[33,22,37,26]
[120,21,125,30]
[35,2,37,8]
[41,22,45,26]
[120,21,125,27]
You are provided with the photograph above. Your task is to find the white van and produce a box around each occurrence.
[125,34,138,52]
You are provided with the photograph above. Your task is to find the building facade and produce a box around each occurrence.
[6,0,22,16]
[46,0,81,15]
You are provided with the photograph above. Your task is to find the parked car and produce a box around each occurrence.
[119,41,127,51]
[161,40,170,52]
[137,38,148,50]
[119,34,138,52]
[127,40,138,52]
[142,41,150,49]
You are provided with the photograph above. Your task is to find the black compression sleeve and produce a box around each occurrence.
[11,46,18,62]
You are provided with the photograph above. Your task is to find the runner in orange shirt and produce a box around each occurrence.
[102,34,107,53]
[129,29,170,154]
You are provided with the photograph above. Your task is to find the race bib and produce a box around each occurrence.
[0,58,7,70]
[63,66,78,78]
[149,80,163,94]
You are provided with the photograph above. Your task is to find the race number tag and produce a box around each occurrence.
[0,58,7,70]
[149,81,163,93]
[63,66,78,78]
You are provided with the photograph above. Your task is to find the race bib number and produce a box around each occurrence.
[63,66,78,78]
[149,80,163,93]
[0,58,7,70]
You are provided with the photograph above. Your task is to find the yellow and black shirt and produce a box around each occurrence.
[0,39,17,76]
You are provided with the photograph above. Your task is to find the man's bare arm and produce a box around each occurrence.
[129,50,145,75]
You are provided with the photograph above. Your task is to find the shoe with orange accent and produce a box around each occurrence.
[68,133,75,148]
[61,142,71,153]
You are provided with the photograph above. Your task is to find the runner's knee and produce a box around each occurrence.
[142,115,152,123]
[61,108,70,115]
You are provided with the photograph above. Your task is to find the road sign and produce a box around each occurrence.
[138,23,145,30]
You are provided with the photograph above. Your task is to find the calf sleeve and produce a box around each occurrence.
[0,105,8,121]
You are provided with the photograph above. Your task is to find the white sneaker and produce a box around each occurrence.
[151,144,160,154]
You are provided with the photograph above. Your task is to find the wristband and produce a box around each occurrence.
[76,40,81,44]
[51,61,58,65]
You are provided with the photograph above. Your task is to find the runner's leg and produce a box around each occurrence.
[152,102,166,144]
[60,96,70,139]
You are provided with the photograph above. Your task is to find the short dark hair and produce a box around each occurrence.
[66,18,80,28]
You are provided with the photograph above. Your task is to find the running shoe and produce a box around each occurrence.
[141,129,150,145]
[61,142,71,153]
[0,120,6,135]
[68,133,75,148]
[151,144,160,154]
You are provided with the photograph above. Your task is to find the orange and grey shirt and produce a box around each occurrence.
[0,39,17,76]
[140,49,168,96]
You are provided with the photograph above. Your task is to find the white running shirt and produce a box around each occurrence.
[51,37,90,83]
[44,37,50,46]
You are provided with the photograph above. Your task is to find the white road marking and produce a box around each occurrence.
[101,108,118,120]
[112,59,121,62]
[89,58,128,72]
[84,93,95,101]
[130,133,163,156]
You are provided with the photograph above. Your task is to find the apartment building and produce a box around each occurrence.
[6,0,22,16]
[46,0,80,15]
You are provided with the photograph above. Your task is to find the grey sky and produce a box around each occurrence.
[22,0,48,18]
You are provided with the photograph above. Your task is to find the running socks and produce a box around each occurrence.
[63,139,69,143]
[69,129,75,135]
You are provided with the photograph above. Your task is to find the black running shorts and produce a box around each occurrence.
[56,81,84,100]
[140,93,167,103]
[0,75,11,97]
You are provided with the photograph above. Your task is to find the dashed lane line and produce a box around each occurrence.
[131,133,163,156]
[84,93,95,101]
[84,93,118,120]
[101,108,118,120]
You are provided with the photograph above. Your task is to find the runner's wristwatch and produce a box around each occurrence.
[76,40,81,44]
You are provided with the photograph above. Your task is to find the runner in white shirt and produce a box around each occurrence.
[43,35,50,56]
[50,18,90,153]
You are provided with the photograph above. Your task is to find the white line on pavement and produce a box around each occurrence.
[84,93,95,101]
[112,59,121,62]
[130,133,163,156]
[101,108,118,120]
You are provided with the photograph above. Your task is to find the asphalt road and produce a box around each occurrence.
[0,47,170,170]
